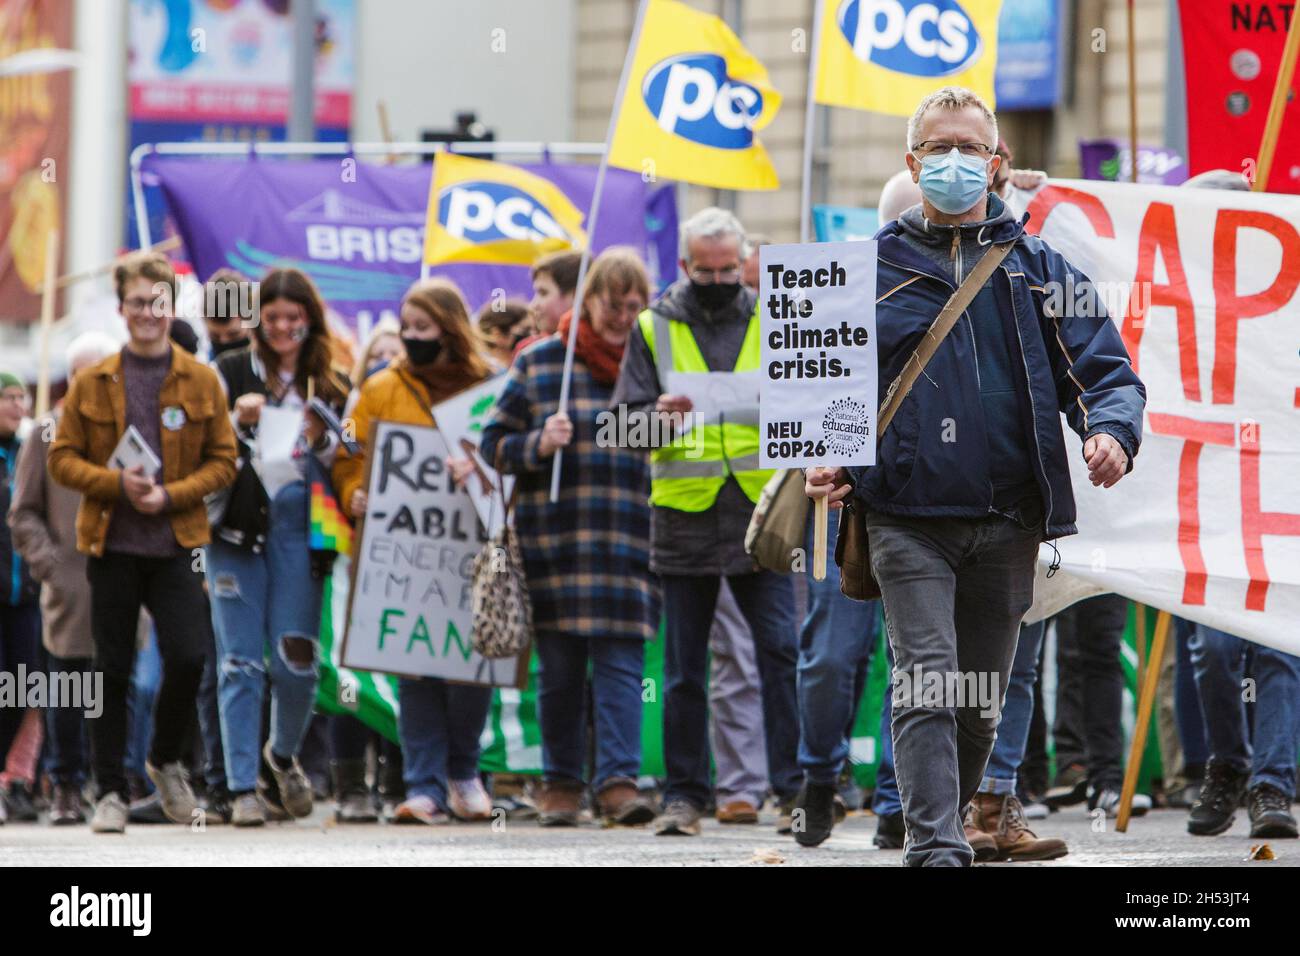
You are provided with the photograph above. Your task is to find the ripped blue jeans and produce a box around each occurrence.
[206,481,322,793]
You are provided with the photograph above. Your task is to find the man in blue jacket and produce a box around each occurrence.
[807,87,1145,867]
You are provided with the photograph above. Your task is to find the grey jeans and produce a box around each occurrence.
[865,507,1039,867]
[708,581,768,806]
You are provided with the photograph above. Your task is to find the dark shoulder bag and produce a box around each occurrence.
[837,240,1016,601]
[212,350,271,551]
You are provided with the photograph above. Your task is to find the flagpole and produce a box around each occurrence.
[1253,4,1300,191]
[1126,0,1138,183]
[35,229,60,419]
[1117,609,1171,832]
[800,0,830,579]
[799,0,826,244]
[549,0,650,502]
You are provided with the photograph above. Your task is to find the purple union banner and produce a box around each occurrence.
[147,155,678,330]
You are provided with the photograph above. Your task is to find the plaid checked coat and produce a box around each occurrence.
[480,336,657,641]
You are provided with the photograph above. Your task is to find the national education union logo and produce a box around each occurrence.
[822,396,870,456]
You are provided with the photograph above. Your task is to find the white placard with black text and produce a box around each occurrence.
[758,240,878,468]
[342,420,525,687]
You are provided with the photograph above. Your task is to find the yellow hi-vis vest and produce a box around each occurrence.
[638,306,774,512]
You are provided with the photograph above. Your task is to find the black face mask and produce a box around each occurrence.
[401,336,443,367]
[209,335,250,360]
[692,281,741,313]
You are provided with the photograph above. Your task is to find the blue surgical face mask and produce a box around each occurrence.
[915,147,992,215]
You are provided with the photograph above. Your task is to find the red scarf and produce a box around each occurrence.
[556,310,624,387]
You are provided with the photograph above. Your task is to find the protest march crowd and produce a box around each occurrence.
[1,86,1298,868]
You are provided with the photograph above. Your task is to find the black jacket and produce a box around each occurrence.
[211,347,351,558]
[610,279,761,576]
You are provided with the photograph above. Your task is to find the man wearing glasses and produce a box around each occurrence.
[807,87,1145,866]
[612,206,799,837]
[49,251,237,834]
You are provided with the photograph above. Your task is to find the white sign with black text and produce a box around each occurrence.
[342,420,526,687]
[758,240,878,468]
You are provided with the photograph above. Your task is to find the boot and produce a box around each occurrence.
[537,780,583,827]
[49,782,86,826]
[376,751,406,820]
[971,791,1068,861]
[792,780,837,847]
[332,759,378,823]
[1188,758,1248,836]
[596,779,655,826]
[962,803,1000,861]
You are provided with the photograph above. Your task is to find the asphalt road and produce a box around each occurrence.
[1,803,1294,867]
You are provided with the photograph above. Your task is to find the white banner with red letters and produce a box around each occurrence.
[1007,180,1300,655]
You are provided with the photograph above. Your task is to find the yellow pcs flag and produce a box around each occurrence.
[423,153,588,267]
[815,0,1002,118]
[608,0,782,191]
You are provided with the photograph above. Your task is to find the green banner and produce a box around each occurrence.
[318,560,1162,791]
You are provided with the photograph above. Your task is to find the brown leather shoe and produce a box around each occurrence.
[536,781,582,827]
[49,783,85,826]
[972,792,1068,861]
[597,780,656,826]
[716,799,760,824]
[962,803,1000,861]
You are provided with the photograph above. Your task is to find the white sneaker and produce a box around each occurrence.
[392,795,450,825]
[1022,799,1051,820]
[448,777,493,820]
[1090,786,1152,818]
[145,761,199,824]
[262,741,313,818]
[91,793,128,833]
[231,792,266,827]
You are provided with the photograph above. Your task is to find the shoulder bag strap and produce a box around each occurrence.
[878,239,1015,435]
[394,369,436,426]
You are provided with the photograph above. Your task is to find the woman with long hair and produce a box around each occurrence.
[351,317,404,385]
[333,278,496,825]
[209,267,351,826]
[481,247,658,827]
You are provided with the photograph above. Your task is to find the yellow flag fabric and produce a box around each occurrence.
[608,0,782,191]
[422,153,588,267]
[814,0,1002,118]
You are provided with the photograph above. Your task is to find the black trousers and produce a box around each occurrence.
[45,652,93,786]
[88,552,207,800]
[1052,593,1129,790]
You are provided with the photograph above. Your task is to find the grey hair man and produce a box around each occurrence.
[612,206,800,837]
[807,86,1146,866]
[8,330,120,825]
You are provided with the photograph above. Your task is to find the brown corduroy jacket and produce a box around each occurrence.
[48,347,238,556]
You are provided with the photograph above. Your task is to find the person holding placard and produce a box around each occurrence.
[49,252,238,834]
[208,268,352,827]
[806,87,1145,867]
[333,278,496,827]
[481,247,659,828]
[612,207,800,837]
